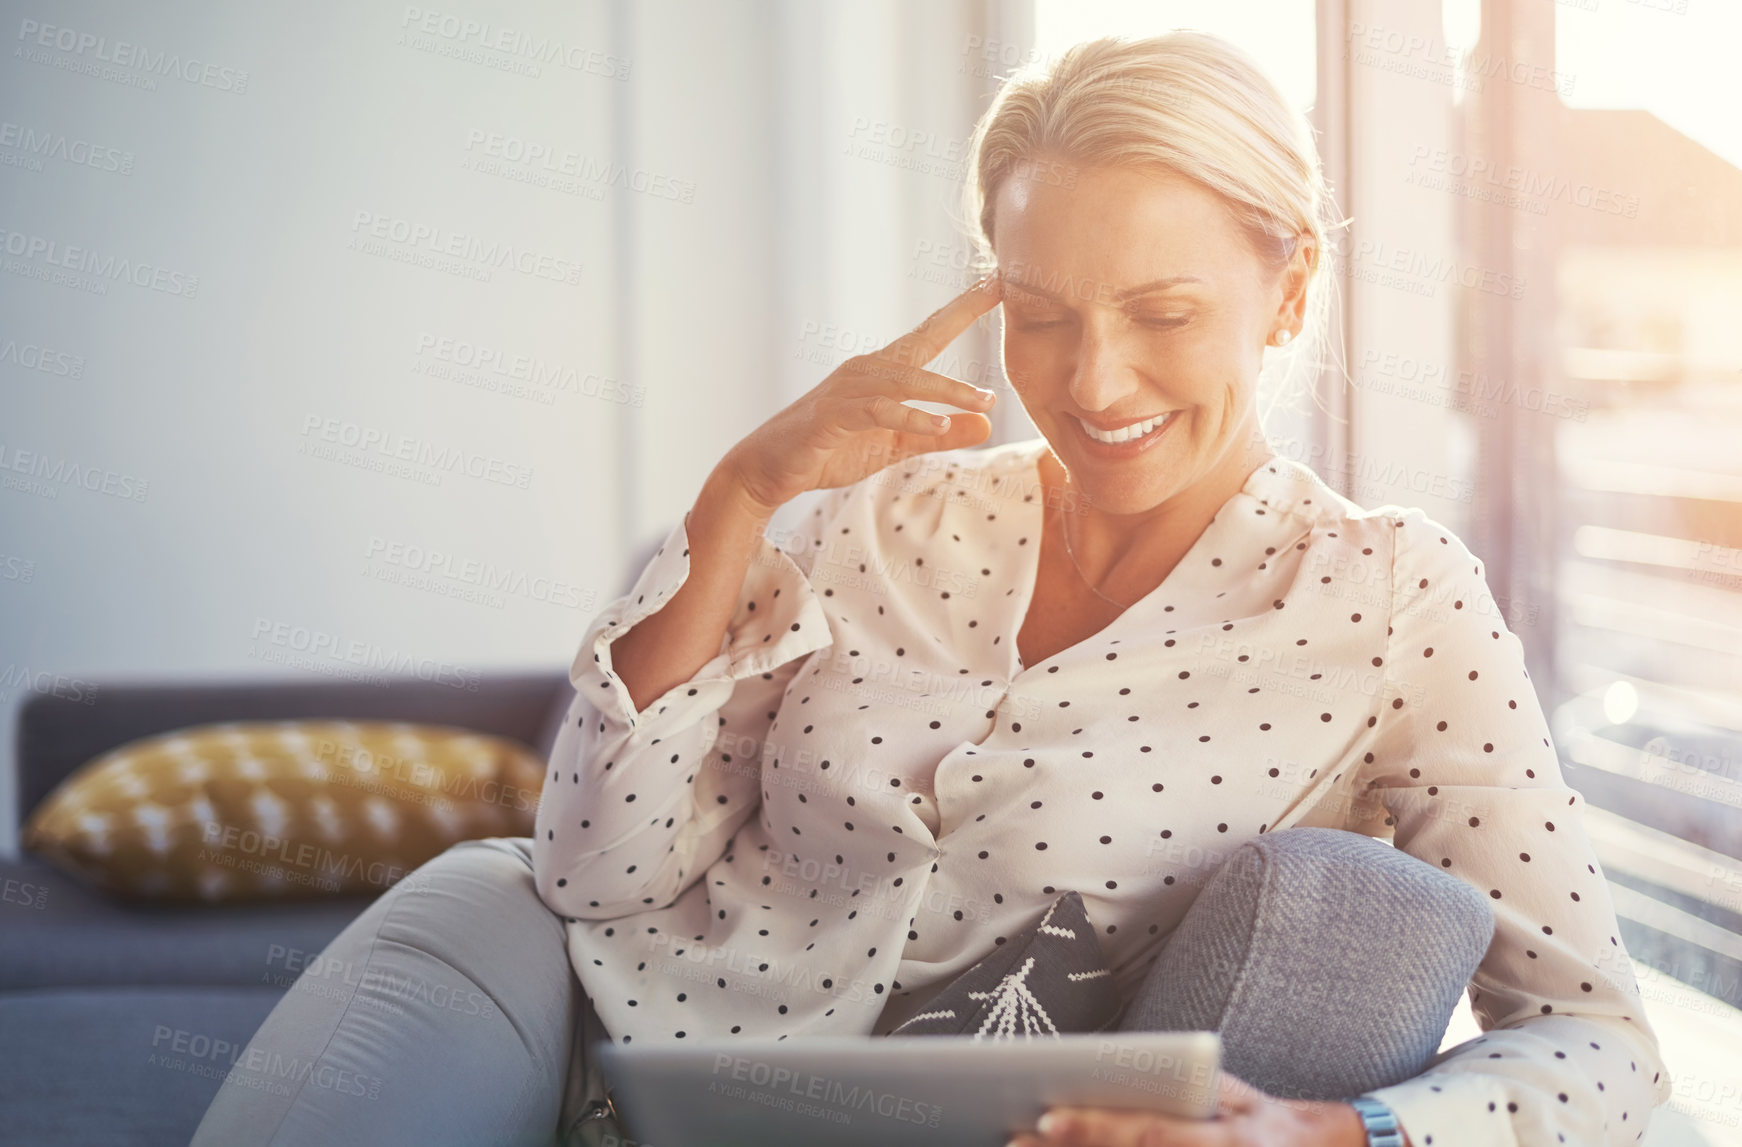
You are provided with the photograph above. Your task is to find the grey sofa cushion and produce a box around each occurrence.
[1,671,578,1143]
[0,986,283,1147]
[4,672,575,993]
[888,890,1121,1039]
[0,855,376,992]
[13,673,573,830]
[1117,827,1494,1101]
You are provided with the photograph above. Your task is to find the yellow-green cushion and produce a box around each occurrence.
[22,721,547,901]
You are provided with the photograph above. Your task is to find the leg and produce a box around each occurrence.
[190,837,593,1147]
[1117,827,1494,1101]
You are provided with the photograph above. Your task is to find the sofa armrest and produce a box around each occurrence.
[14,672,573,834]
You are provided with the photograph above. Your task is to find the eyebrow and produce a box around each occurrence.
[999,274,1204,304]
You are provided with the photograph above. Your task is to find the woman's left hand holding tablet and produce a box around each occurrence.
[1006,1073,1378,1147]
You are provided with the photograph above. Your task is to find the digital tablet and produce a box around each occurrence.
[597,1031,1221,1147]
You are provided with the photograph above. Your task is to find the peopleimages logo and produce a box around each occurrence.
[0,226,199,298]
[0,665,98,705]
[399,7,630,79]
[708,1053,944,1129]
[0,334,85,378]
[1404,146,1639,219]
[0,121,135,174]
[363,535,594,610]
[298,415,534,490]
[1323,235,1524,301]
[349,210,582,285]
[0,442,150,502]
[248,617,482,692]
[14,18,250,92]
[412,333,644,406]
[0,553,37,583]
[462,130,694,202]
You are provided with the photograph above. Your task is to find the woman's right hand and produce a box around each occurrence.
[723,275,1004,515]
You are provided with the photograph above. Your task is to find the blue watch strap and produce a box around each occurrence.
[1348,1095,1405,1147]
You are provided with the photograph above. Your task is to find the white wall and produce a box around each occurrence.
[0,0,1004,854]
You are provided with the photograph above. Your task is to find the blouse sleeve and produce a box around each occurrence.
[1351,510,1671,1147]
[532,483,854,919]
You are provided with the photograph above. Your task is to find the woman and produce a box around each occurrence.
[193,32,1667,1147]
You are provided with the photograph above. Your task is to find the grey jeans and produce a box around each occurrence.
[188,837,614,1147]
[190,828,1494,1145]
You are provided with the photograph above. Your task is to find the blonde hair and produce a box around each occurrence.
[964,32,1342,415]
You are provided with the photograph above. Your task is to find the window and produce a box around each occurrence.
[1441,0,1742,1128]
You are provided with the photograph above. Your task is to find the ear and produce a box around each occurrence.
[1273,235,1315,339]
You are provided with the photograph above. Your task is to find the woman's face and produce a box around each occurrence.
[991,160,1308,517]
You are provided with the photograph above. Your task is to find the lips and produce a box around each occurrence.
[1063,410,1182,461]
[1073,411,1176,445]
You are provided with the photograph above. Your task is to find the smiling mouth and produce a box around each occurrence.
[1072,411,1177,445]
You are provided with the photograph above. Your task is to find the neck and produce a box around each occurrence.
[1043,423,1275,590]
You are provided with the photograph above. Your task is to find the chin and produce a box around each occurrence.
[1054,458,1188,516]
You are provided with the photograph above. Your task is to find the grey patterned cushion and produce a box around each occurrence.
[888,890,1121,1039]
[1116,827,1494,1100]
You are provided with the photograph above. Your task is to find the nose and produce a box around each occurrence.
[1067,314,1145,413]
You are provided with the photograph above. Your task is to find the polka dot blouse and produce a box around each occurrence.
[533,436,1669,1146]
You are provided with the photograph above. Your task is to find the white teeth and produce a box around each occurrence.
[1079,412,1171,444]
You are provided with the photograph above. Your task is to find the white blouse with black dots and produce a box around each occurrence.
[533,436,1669,1147]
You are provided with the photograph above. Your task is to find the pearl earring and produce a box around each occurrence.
[1274,330,1293,346]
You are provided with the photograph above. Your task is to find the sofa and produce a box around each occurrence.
[0,671,577,1146]
[0,527,690,1147]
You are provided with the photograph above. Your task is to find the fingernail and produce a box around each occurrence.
[1036,1111,1062,1136]
[932,413,950,427]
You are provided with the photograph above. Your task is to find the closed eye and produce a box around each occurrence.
[1007,308,1192,331]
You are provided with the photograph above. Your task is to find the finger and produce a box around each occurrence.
[843,393,957,438]
[847,357,997,413]
[1213,1073,1263,1117]
[855,414,994,479]
[1028,1104,1232,1147]
[896,409,993,455]
[876,274,1002,369]
[1008,1073,1262,1147]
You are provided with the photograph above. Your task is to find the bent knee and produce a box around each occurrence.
[379,837,568,961]
[406,835,537,891]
